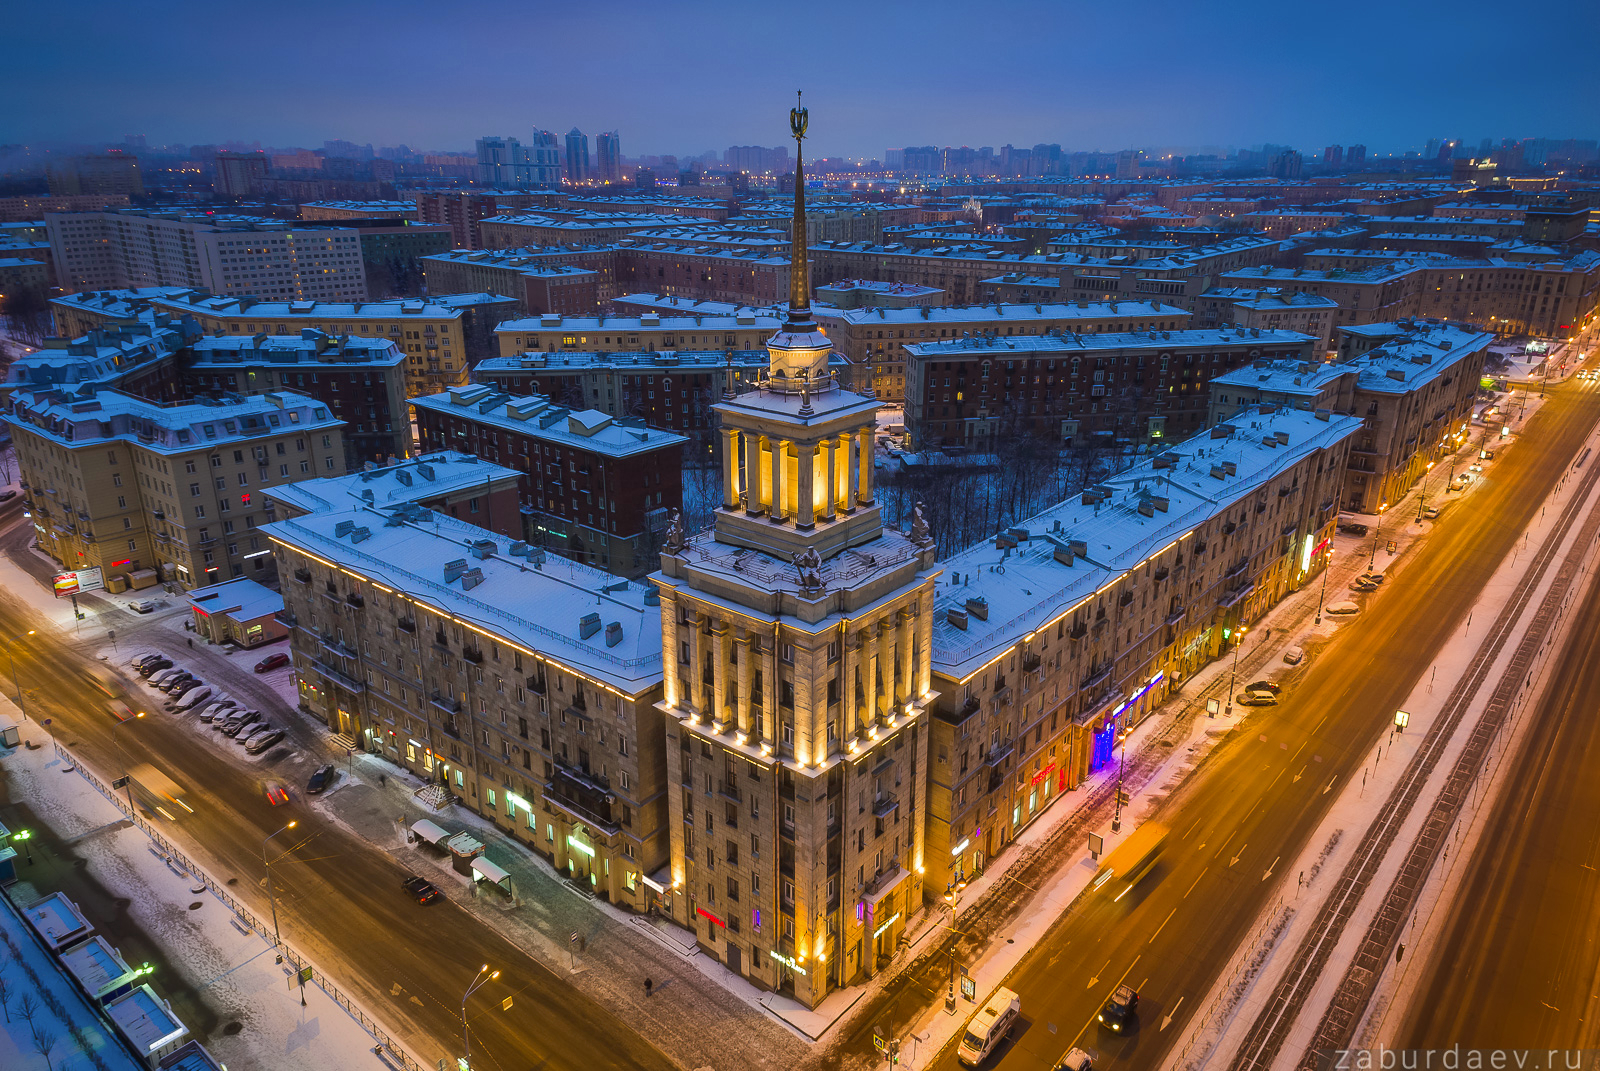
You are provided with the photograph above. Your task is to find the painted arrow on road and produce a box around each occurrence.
[1263,856,1279,882]
[1229,844,1247,867]
[1324,776,1337,795]
[1293,766,1304,783]
[1161,996,1185,1031]
[1087,958,1109,989]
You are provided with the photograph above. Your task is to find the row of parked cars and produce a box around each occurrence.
[130,652,285,755]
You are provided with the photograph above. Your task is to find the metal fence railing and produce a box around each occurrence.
[54,740,429,1071]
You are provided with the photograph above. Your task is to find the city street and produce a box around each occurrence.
[825,378,1600,1070]
[1396,506,1600,1048]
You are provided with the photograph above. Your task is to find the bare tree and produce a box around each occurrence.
[0,964,10,1021]
[14,990,38,1027]
[29,1021,57,1071]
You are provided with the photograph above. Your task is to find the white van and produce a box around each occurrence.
[958,986,1020,1066]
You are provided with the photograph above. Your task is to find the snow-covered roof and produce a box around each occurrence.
[1199,287,1341,311]
[105,985,188,1056]
[49,287,197,320]
[931,405,1364,680]
[187,333,405,369]
[496,308,781,333]
[184,577,284,622]
[904,327,1315,360]
[611,293,787,318]
[59,935,138,999]
[140,290,513,321]
[814,299,1191,328]
[6,389,340,453]
[263,505,665,694]
[1354,324,1495,395]
[412,387,689,457]
[5,321,194,390]
[22,892,95,950]
[477,349,842,373]
[265,450,521,516]
[1211,358,1348,397]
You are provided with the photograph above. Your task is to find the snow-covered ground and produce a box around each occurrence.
[0,705,398,1071]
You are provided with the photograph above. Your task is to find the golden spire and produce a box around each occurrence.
[786,90,813,328]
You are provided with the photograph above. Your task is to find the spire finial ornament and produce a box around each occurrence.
[786,91,813,328]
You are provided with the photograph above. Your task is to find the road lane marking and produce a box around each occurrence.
[1263,856,1279,881]
[1150,909,1176,944]
[1161,996,1185,1031]
[1229,844,1247,867]
[1184,868,1207,899]
[1087,958,1109,988]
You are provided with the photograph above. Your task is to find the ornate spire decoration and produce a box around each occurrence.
[786,90,814,330]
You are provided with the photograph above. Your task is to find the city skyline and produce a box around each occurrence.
[6,0,1598,159]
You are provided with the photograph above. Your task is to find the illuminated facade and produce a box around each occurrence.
[654,101,939,1006]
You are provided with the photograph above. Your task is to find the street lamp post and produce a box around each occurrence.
[1316,549,1334,624]
[1224,626,1248,718]
[1416,461,1436,524]
[5,630,36,718]
[263,822,298,961]
[461,963,500,1071]
[112,711,146,815]
[1369,503,1389,571]
[941,894,958,1013]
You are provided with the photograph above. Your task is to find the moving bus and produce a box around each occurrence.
[125,763,193,820]
[1091,822,1169,901]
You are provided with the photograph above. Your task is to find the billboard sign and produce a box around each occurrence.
[53,567,104,598]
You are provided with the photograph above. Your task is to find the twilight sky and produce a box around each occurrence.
[6,0,1597,160]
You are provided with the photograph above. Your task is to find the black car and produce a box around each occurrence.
[401,875,439,905]
[138,657,172,677]
[306,765,336,794]
[1098,984,1139,1033]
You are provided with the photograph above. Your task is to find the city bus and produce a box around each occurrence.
[125,763,193,821]
[1091,822,1169,901]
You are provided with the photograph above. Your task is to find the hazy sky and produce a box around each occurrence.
[7,0,1598,159]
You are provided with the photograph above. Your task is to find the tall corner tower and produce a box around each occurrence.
[652,93,942,1008]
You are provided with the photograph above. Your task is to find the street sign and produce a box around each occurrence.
[111,776,129,790]
[501,995,513,1011]
[873,1022,887,1052]
[569,932,579,944]
[960,971,977,1002]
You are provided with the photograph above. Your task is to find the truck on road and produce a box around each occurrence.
[125,763,193,820]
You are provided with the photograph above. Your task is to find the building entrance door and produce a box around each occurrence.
[726,943,741,975]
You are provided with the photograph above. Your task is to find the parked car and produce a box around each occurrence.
[1244,680,1282,695]
[167,678,204,700]
[130,600,158,615]
[147,667,182,686]
[1282,646,1304,665]
[254,652,290,673]
[1326,600,1361,615]
[130,651,163,669]
[245,728,286,755]
[138,658,172,678]
[1423,506,1442,520]
[1056,1049,1094,1071]
[159,673,196,693]
[401,875,440,905]
[1338,522,1369,536]
[175,686,213,712]
[1098,984,1139,1033]
[1236,690,1279,706]
[306,765,336,794]
[219,710,261,737]
[150,669,187,689]
[0,490,17,502]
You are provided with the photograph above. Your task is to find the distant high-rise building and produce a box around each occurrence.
[725,145,790,173]
[634,166,656,190]
[1032,143,1063,175]
[595,131,622,183]
[123,134,147,151]
[47,153,145,198]
[1346,144,1367,166]
[476,136,519,185]
[884,147,905,170]
[527,130,561,186]
[1269,149,1304,179]
[1424,138,1441,161]
[1323,144,1345,168]
[323,139,374,160]
[476,134,561,188]
[565,128,590,184]
[214,151,269,197]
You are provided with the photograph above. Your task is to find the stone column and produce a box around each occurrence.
[796,442,817,530]
[845,433,860,513]
[721,428,740,510]
[745,433,764,517]
[824,436,838,521]
[711,620,730,729]
[735,633,753,736]
[841,629,858,739]
[685,612,704,717]
[769,438,786,523]
[762,635,779,745]
[894,609,914,708]
[861,625,878,729]
[858,427,875,505]
[876,619,894,725]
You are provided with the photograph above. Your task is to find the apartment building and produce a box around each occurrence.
[412,386,686,577]
[812,300,1194,402]
[5,389,345,589]
[1193,288,1339,353]
[902,328,1317,451]
[185,332,409,467]
[494,309,784,359]
[1208,322,1493,512]
[420,250,604,315]
[412,190,568,249]
[4,319,192,402]
[921,404,1360,896]
[266,504,672,911]
[47,210,369,300]
[1217,264,1426,329]
[614,243,793,308]
[479,213,667,249]
[264,450,523,540]
[300,201,418,221]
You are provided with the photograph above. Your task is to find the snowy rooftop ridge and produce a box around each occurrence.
[6,388,339,452]
[412,387,689,457]
[930,405,1364,678]
[904,326,1314,358]
[263,505,664,693]
[264,450,521,516]
[814,298,1189,327]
